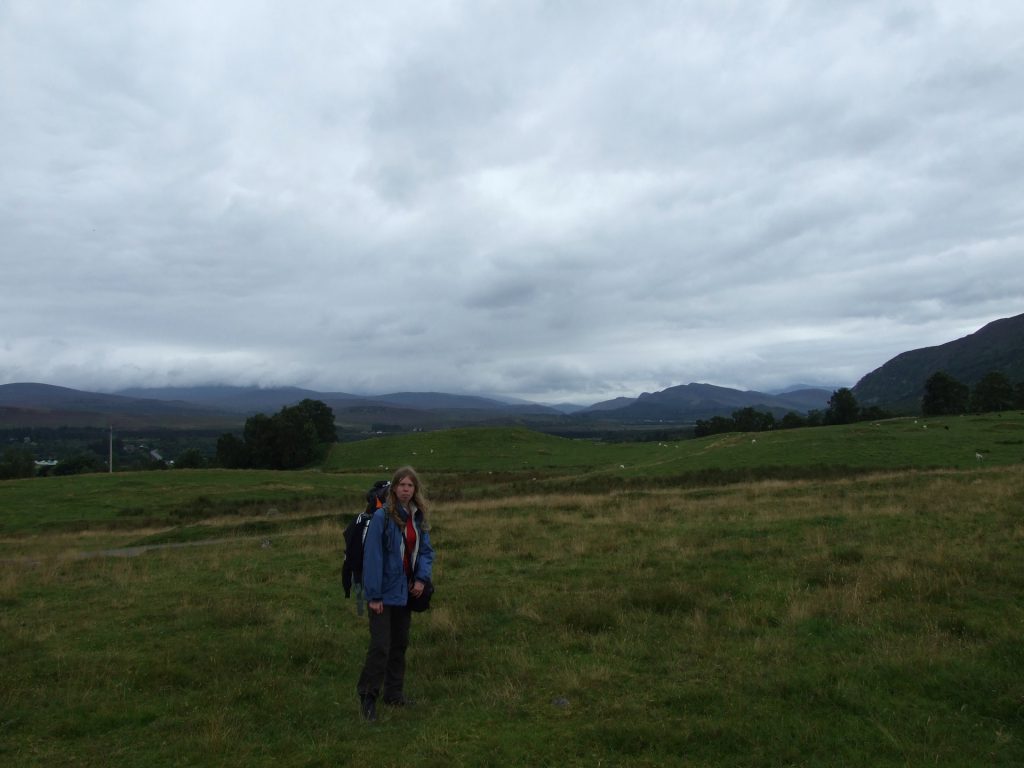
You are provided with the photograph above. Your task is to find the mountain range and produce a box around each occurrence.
[2,312,1021,431]
[0,381,834,432]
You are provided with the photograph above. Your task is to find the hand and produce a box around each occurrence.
[369,600,384,615]
[410,580,425,598]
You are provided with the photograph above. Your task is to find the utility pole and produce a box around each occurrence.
[109,425,113,473]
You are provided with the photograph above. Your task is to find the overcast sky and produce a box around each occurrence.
[2,1,1023,405]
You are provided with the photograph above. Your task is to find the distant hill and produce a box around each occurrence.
[114,385,362,413]
[369,392,511,410]
[852,313,1024,412]
[0,380,833,432]
[580,383,832,423]
[0,384,571,432]
[0,383,241,429]
[113,386,556,414]
[768,384,845,396]
[111,386,562,429]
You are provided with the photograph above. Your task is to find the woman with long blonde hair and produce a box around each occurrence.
[356,466,434,721]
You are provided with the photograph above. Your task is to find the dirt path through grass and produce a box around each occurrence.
[1,532,282,565]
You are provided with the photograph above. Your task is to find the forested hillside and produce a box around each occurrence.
[852,313,1024,411]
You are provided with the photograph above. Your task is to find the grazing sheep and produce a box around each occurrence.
[975,452,984,461]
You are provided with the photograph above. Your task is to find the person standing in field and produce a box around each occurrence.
[356,465,434,722]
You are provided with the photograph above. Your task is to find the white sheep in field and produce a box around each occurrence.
[975,452,984,461]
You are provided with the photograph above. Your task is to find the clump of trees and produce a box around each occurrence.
[215,399,337,470]
[0,445,108,478]
[694,407,777,437]
[922,370,1024,416]
[696,370,1024,438]
[52,453,106,475]
[694,388,891,438]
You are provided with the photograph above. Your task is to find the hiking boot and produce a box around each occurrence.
[383,695,415,707]
[360,694,378,722]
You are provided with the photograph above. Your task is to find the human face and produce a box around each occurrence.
[394,476,416,506]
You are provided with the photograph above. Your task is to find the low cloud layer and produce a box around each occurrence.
[3,1,1023,403]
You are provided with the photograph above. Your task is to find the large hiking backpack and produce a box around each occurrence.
[342,480,389,614]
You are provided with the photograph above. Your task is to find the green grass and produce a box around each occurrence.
[4,414,1020,538]
[2,417,1024,766]
[0,469,378,537]
[326,414,1024,476]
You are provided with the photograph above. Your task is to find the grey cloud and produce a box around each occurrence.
[2,1,1024,402]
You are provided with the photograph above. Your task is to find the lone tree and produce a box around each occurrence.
[921,371,969,416]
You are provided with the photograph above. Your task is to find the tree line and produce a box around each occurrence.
[693,388,888,438]
[694,370,1024,438]
[921,370,1024,416]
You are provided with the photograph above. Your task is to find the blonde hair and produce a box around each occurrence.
[386,465,430,531]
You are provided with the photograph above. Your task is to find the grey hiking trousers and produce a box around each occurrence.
[356,604,412,701]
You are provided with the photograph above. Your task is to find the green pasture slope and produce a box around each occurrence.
[326,411,1024,476]
[1,414,1023,766]
[2,412,1020,537]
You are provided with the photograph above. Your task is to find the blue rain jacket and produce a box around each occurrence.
[361,504,433,607]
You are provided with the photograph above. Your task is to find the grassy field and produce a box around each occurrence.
[326,413,1024,474]
[2,416,1023,766]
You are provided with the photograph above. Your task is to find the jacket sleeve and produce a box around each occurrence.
[414,522,434,583]
[361,509,386,601]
